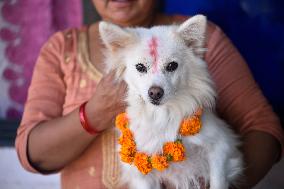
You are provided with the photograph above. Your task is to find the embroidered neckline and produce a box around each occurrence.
[115,109,202,174]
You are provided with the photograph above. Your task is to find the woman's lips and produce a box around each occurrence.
[109,0,135,8]
[111,0,135,2]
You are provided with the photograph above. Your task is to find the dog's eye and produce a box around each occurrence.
[136,63,147,73]
[166,61,178,72]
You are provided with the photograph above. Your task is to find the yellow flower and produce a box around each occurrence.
[118,129,134,145]
[115,113,128,131]
[151,155,169,171]
[163,141,185,162]
[119,127,136,163]
[179,115,201,136]
[134,153,152,175]
[120,151,135,163]
[120,143,136,163]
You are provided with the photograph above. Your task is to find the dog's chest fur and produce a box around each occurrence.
[127,107,183,155]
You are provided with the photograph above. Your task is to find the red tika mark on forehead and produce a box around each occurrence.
[148,37,159,73]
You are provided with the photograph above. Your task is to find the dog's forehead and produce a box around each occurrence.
[148,36,159,72]
[127,26,185,73]
[138,26,182,61]
[144,27,176,47]
[134,26,178,48]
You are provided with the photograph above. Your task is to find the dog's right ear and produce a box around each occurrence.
[99,21,136,52]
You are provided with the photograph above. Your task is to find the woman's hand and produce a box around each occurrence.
[26,71,127,173]
[85,71,128,132]
[238,131,281,189]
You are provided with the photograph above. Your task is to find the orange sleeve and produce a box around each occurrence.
[15,32,66,173]
[205,24,284,152]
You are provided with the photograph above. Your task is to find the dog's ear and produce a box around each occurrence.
[99,21,136,51]
[177,15,207,56]
[99,21,136,78]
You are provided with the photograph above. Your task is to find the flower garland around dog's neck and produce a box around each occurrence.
[115,109,202,175]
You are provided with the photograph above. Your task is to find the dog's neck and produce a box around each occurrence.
[125,94,194,155]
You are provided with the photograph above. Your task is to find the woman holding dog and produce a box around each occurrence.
[16,0,283,188]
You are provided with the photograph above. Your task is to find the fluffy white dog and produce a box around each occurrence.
[99,15,243,189]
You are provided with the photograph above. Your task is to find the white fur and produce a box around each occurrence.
[99,15,243,189]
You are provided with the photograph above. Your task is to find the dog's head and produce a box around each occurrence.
[99,15,216,111]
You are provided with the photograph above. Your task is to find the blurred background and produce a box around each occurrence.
[0,0,283,188]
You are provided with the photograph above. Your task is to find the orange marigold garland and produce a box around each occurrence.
[163,140,186,162]
[115,112,128,131]
[134,153,152,175]
[179,116,202,136]
[120,143,136,163]
[151,155,169,171]
[118,129,134,145]
[115,109,202,175]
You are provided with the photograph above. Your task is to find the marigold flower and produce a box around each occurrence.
[120,142,136,155]
[179,116,201,136]
[120,151,135,163]
[134,153,152,175]
[120,143,136,163]
[118,129,134,145]
[151,155,169,171]
[115,113,128,131]
[163,142,185,162]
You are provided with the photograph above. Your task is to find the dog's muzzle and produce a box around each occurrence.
[148,86,164,105]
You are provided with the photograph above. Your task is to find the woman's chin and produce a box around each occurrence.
[106,13,138,26]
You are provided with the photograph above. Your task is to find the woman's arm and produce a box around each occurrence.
[240,131,281,188]
[204,24,284,188]
[16,32,127,173]
[27,72,126,173]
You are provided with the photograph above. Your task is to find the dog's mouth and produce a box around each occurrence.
[150,99,162,106]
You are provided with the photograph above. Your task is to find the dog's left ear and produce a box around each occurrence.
[99,21,136,52]
[177,15,207,56]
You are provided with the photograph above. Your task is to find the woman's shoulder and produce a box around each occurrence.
[44,26,89,52]
[52,26,87,39]
[61,26,89,42]
[39,25,93,67]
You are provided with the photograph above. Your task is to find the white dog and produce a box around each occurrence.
[99,15,243,189]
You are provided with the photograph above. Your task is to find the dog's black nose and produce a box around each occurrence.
[148,86,164,101]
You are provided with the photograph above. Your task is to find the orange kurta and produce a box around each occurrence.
[16,15,284,189]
